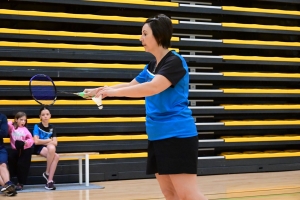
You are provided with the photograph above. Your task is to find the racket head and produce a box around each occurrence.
[29,74,57,106]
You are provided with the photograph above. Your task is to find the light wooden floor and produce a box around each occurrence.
[5,170,300,200]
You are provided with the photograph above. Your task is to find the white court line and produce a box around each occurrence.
[189,89,223,92]
[182,55,222,59]
[181,38,222,42]
[189,72,223,75]
[198,156,224,159]
[180,4,221,9]
[189,106,224,109]
[195,122,224,125]
[199,139,224,142]
[180,21,222,26]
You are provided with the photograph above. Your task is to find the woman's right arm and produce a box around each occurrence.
[84,65,148,98]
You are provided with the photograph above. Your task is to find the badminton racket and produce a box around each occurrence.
[29,74,103,109]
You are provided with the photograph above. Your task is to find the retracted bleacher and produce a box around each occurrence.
[0,0,300,184]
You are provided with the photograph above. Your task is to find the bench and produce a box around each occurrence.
[31,152,99,186]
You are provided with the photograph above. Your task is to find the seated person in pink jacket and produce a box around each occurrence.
[8,112,34,191]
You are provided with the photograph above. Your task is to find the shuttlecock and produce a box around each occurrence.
[92,96,103,110]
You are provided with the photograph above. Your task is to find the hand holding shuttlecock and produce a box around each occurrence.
[76,91,103,110]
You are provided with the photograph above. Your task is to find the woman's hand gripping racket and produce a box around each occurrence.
[29,74,103,109]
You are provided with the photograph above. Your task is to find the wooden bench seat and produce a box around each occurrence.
[31,152,99,186]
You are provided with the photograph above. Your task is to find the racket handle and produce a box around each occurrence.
[76,92,86,98]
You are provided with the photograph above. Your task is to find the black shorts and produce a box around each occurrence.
[0,147,8,164]
[34,145,46,155]
[146,136,198,175]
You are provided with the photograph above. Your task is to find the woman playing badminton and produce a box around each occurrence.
[84,14,207,200]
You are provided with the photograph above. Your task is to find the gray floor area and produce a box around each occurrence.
[1,183,104,193]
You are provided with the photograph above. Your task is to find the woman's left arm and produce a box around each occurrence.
[98,75,171,98]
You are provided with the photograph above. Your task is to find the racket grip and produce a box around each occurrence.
[92,96,103,110]
[77,92,86,98]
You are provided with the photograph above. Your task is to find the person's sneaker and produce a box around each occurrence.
[1,181,14,192]
[43,172,49,181]
[1,182,17,196]
[15,183,23,191]
[45,181,56,190]
[5,190,17,197]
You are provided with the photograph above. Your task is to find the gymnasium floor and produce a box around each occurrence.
[5,170,300,199]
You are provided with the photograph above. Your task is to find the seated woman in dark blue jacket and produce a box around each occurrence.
[0,113,17,196]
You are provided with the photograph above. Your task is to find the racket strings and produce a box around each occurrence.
[30,75,57,105]
[30,74,103,109]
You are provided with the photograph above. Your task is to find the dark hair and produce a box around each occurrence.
[145,14,173,48]
[39,106,50,115]
[13,112,27,129]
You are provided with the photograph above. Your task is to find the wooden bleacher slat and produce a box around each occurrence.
[4,87,300,98]
[0,41,146,51]
[31,152,99,162]
[6,134,300,143]
[1,28,299,50]
[185,56,300,66]
[192,90,300,98]
[190,73,300,82]
[0,100,145,105]
[258,0,300,4]
[222,22,300,32]
[3,135,147,143]
[0,28,179,41]
[0,60,144,69]
[223,89,300,94]
[223,55,300,62]
[90,152,147,159]
[10,0,300,20]
[224,120,300,126]
[222,6,300,16]
[0,9,178,24]
[0,28,142,39]
[31,152,147,161]
[17,0,178,7]
[85,0,178,7]
[5,80,300,89]
[1,9,298,35]
[223,39,300,47]
[0,80,123,86]
[7,117,146,123]
[223,105,300,110]
[222,136,300,142]
[224,151,300,159]
[0,49,152,62]
[4,102,300,109]
[223,72,300,78]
